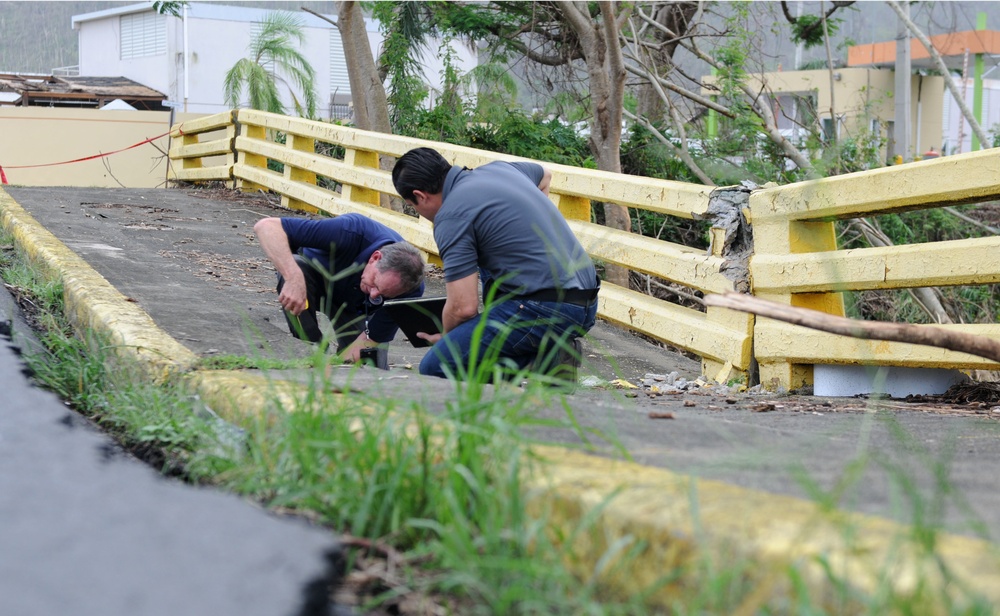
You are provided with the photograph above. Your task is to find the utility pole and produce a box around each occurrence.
[972,12,987,151]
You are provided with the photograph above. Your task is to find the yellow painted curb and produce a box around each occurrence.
[527,445,1000,608]
[0,187,199,381]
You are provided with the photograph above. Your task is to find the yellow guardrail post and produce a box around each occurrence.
[748,209,845,391]
[237,120,268,194]
[179,132,202,176]
[341,147,382,208]
[551,193,592,222]
[281,132,319,214]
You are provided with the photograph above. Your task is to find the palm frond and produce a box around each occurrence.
[225,10,317,117]
[223,58,253,108]
[246,63,284,114]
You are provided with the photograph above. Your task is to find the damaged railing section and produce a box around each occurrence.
[748,150,1000,390]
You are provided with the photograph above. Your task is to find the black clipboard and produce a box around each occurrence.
[381,296,446,347]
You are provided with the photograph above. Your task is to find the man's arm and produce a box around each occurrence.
[442,273,480,332]
[416,272,479,345]
[254,217,308,315]
[537,167,552,196]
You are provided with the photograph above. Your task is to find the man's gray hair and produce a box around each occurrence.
[377,241,425,292]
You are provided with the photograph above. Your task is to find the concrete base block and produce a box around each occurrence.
[813,364,969,398]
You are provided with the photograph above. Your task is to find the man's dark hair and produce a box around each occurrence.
[392,147,452,202]
[377,241,425,294]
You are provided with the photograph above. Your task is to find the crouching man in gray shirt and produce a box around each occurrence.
[392,147,599,381]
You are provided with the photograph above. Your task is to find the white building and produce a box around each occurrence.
[942,77,1000,155]
[71,2,478,119]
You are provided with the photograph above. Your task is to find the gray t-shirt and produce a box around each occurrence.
[433,161,597,295]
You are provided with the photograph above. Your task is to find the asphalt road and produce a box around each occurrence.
[2,185,999,609]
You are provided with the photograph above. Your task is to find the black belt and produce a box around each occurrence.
[518,286,600,307]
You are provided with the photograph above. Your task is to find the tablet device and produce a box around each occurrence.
[381,296,446,348]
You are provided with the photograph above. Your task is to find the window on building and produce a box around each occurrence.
[773,93,817,145]
[821,116,844,142]
[120,12,166,60]
[329,29,351,110]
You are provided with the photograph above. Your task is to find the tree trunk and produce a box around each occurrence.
[633,3,699,122]
[336,2,390,134]
[309,4,403,211]
[560,1,632,287]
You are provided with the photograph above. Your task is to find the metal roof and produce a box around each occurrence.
[0,74,166,109]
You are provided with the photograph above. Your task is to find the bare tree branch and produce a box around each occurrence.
[622,59,734,116]
[943,206,1000,235]
[690,37,817,174]
[635,4,816,174]
[624,108,715,185]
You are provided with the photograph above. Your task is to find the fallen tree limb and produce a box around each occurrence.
[704,291,1000,363]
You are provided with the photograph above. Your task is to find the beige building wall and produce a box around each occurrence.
[913,74,945,156]
[760,68,894,136]
[0,108,209,188]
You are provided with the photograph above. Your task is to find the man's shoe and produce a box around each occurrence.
[548,337,582,384]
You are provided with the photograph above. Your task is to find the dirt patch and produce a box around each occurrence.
[157,249,273,293]
[2,281,50,332]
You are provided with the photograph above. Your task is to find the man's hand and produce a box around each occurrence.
[416,332,443,345]
[537,167,552,196]
[277,273,308,315]
[254,217,308,314]
[339,332,374,363]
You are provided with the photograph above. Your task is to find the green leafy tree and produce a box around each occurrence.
[223,12,318,118]
[370,2,434,132]
[152,1,187,18]
[780,0,854,50]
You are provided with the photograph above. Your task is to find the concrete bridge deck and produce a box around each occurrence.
[3,185,999,609]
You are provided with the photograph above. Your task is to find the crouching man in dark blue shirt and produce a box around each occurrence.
[254,213,425,363]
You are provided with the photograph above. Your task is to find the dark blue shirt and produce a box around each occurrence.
[280,213,423,343]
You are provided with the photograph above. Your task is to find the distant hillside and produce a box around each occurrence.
[0,1,339,74]
[0,2,121,73]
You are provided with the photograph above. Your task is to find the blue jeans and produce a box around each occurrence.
[419,298,598,380]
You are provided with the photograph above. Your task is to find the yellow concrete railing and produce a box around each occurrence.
[169,110,1000,390]
[168,111,236,184]
[749,151,1000,389]
[169,110,753,381]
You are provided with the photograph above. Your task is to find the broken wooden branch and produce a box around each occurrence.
[704,291,1000,363]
